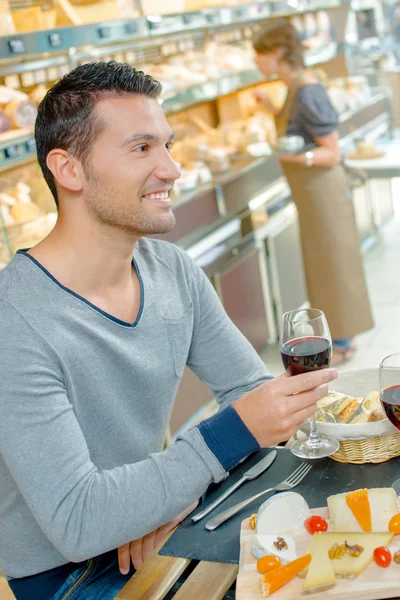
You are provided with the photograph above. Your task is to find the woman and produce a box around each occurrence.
[252,20,373,364]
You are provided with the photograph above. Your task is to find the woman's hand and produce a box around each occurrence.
[252,89,279,116]
[280,131,342,167]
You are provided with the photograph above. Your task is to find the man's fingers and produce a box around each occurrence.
[154,521,176,548]
[276,372,290,381]
[280,368,338,396]
[130,537,145,571]
[141,530,158,564]
[289,383,330,415]
[176,499,199,522]
[292,401,319,428]
[118,543,131,575]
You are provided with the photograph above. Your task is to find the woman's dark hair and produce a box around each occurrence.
[253,20,305,69]
[35,61,162,205]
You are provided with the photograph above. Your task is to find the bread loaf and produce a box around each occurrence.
[0,109,11,133]
[10,202,40,222]
[4,98,37,128]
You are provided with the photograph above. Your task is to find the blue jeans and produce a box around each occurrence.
[8,550,134,600]
[332,338,351,350]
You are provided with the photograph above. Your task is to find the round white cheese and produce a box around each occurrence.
[252,534,297,564]
[256,492,310,536]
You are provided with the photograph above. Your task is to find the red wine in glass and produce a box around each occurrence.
[281,336,332,377]
[380,385,400,430]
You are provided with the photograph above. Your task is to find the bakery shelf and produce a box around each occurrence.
[161,69,263,115]
[0,82,387,176]
[161,43,339,115]
[0,0,343,62]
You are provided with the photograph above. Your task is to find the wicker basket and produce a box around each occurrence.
[297,368,400,464]
[330,432,400,464]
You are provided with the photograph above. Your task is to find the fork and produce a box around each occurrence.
[205,462,313,531]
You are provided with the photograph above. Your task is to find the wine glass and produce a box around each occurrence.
[280,308,340,459]
[380,354,400,496]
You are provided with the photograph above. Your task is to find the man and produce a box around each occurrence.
[0,61,337,599]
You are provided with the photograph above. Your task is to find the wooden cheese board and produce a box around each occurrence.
[236,507,400,600]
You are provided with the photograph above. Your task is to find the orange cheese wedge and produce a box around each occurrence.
[345,489,372,532]
[261,554,312,597]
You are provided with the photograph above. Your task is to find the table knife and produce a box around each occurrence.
[191,450,277,523]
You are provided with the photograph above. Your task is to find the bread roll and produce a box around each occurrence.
[348,405,370,424]
[10,202,40,222]
[0,109,11,133]
[368,409,385,422]
[338,399,361,423]
[315,408,336,423]
[4,98,37,128]
[317,392,356,416]
[348,391,384,423]
[0,192,16,207]
[362,391,381,412]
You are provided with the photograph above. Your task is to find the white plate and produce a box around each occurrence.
[300,368,398,441]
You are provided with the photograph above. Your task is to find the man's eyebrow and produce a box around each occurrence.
[121,132,175,147]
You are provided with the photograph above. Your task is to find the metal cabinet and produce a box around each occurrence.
[213,246,273,353]
[254,203,309,329]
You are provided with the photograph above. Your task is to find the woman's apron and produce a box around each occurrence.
[275,78,373,339]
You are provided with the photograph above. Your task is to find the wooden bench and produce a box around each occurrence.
[115,530,238,600]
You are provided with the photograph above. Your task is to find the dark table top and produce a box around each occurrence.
[160,448,400,564]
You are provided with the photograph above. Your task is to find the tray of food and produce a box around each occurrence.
[236,486,400,599]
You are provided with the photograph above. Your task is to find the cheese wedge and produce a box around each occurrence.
[305,531,393,579]
[328,488,398,532]
[303,533,336,593]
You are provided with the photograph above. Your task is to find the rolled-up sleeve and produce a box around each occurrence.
[298,85,339,140]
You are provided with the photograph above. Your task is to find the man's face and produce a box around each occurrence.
[82,95,181,236]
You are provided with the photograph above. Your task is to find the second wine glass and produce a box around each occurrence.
[280,308,340,459]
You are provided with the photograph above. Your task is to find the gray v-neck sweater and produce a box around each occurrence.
[0,238,270,578]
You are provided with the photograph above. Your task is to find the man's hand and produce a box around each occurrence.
[234,369,338,447]
[118,500,199,574]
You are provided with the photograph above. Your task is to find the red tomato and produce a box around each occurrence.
[304,515,328,535]
[373,546,392,568]
[389,513,400,534]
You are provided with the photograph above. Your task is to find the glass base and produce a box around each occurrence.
[291,434,340,460]
[392,478,400,497]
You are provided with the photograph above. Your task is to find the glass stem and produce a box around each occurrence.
[307,416,322,448]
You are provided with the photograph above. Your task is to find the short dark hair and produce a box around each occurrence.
[253,20,305,69]
[35,61,162,205]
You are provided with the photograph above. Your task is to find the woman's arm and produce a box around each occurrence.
[280,129,341,167]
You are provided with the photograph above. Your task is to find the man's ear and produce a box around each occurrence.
[46,149,84,193]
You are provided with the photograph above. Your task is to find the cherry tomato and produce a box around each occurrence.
[389,513,400,534]
[373,546,392,568]
[304,515,328,535]
[257,555,282,574]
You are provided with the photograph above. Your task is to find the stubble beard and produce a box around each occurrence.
[83,174,176,236]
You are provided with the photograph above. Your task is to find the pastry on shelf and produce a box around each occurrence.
[0,87,38,130]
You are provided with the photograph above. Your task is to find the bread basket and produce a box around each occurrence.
[300,369,400,464]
